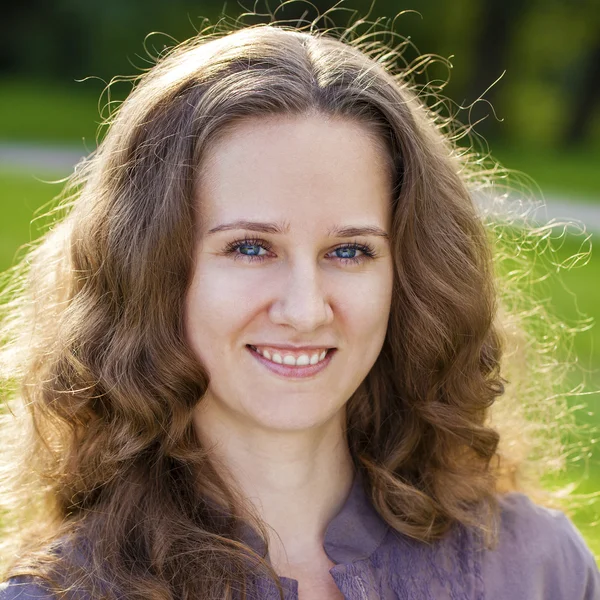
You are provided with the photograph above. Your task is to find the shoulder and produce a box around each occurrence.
[0,538,94,600]
[0,577,56,600]
[482,492,600,600]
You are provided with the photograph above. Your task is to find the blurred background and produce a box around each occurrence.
[1,0,598,555]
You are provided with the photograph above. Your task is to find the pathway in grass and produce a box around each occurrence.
[0,141,88,173]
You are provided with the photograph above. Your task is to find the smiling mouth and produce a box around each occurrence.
[247,345,334,366]
[246,344,337,381]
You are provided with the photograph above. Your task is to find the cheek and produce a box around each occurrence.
[346,270,393,361]
[184,266,241,355]
[347,286,391,344]
[325,274,392,375]
[346,268,393,322]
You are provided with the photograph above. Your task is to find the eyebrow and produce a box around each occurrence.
[206,220,389,239]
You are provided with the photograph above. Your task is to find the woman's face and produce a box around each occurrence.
[185,114,394,432]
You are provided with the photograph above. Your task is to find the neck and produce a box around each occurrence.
[192,401,355,565]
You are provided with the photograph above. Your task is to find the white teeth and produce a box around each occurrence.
[252,346,331,367]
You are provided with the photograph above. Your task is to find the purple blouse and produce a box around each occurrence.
[2,474,599,599]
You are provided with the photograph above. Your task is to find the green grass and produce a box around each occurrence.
[539,232,600,559]
[492,226,600,559]
[490,145,600,202]
[0,172,66,272]
[0,78,105,144]
[0,171,599,560]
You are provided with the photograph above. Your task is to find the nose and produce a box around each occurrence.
[268,258,334,332]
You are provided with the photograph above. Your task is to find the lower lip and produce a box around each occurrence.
[247,346,336,378]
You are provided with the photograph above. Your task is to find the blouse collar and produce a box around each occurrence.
[322,470,390,563]
[238,469,390,565]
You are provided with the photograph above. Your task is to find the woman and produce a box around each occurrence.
[0,16,598,600]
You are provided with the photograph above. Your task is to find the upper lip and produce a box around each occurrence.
[248,344,336,350]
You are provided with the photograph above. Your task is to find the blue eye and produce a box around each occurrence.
[223,238,272,263]
[335,246,358,259]
[223,238,376,264]
[238,243,266,257]
[330,243,377,264]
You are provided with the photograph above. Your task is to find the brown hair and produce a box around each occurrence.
[0,11,585,600]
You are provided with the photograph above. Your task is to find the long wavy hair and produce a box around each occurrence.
[0,9,587,600]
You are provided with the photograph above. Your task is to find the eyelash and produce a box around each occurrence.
[223,237,377,265]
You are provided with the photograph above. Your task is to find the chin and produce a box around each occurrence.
[240,396,345,432]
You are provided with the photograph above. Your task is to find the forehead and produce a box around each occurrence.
[196,114,393,230]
